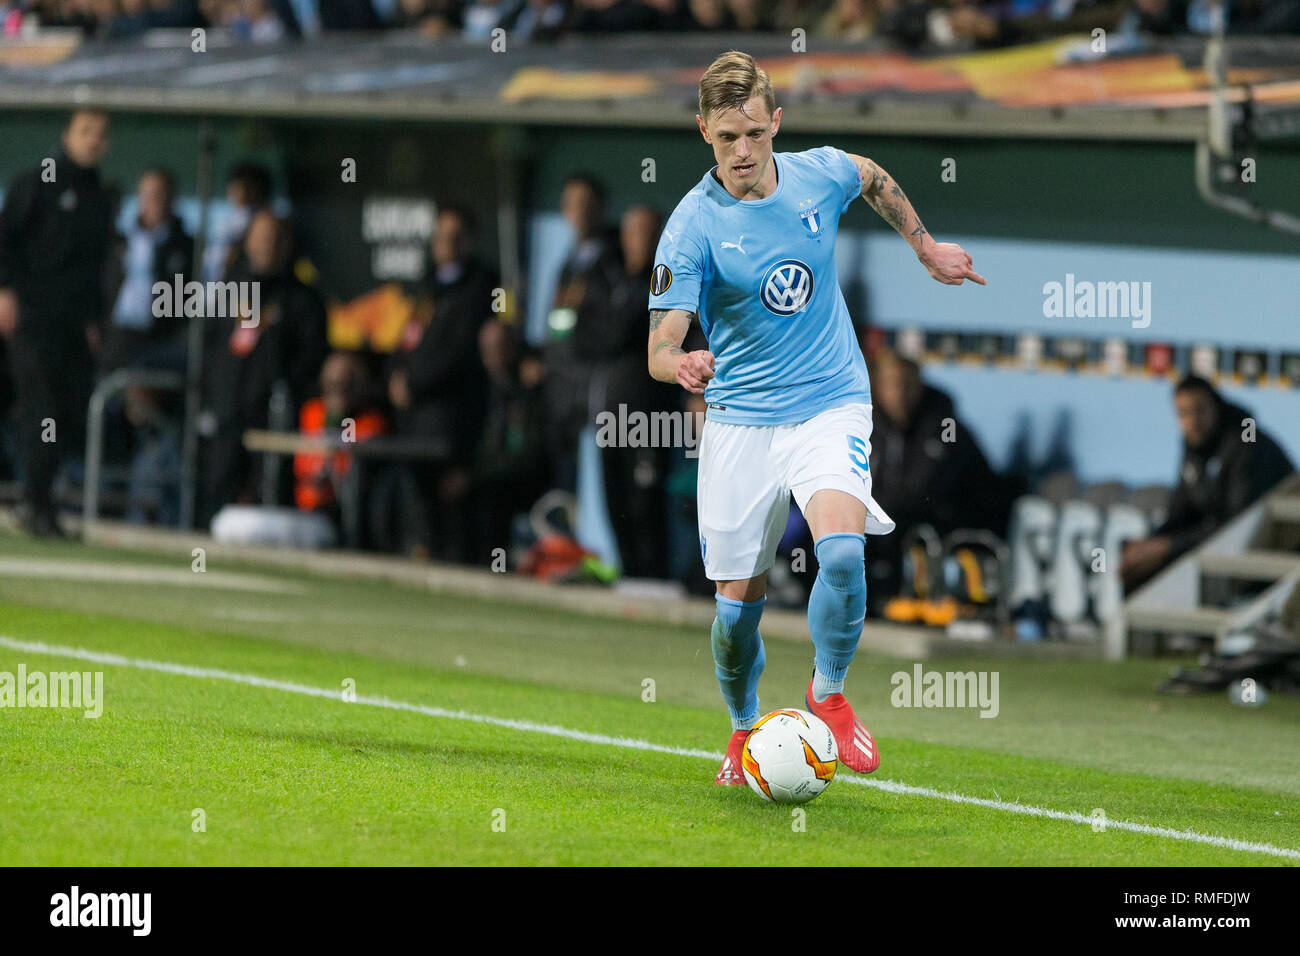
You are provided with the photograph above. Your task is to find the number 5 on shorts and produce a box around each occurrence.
[847,434,869,471]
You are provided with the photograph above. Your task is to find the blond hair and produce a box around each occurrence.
[698,51,776,125]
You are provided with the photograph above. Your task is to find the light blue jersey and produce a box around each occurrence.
[649,146,871,426]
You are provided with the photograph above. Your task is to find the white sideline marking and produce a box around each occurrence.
[0,559,307,594]
[2,634,1298,862]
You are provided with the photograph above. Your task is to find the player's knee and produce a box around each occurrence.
[713,594,765,646]
[814,532,866,592]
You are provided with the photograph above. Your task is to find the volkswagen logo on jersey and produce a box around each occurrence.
[760,258,814,316]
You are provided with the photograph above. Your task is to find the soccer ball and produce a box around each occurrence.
[741,709,838,804]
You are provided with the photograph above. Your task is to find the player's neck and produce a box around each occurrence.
[715,155,778,201]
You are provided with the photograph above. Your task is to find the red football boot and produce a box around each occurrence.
[806,673,880,773]
[714,729,751,785]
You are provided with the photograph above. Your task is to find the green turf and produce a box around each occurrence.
[0,531,1297,865]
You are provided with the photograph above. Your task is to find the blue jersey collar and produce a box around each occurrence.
[706,153,784,207]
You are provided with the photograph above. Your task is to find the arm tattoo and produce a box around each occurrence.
[649,309,695,333]
[859,159,929,244]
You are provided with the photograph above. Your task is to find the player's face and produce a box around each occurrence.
[1175,389,1219,449]
[137,173,170,230]
[697,97,781,197]
[62,111,110,168]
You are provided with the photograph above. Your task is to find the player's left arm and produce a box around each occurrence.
[845,153,986,286]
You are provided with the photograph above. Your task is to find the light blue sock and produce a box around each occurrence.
[808,532,866,700]
[711,594,766,730]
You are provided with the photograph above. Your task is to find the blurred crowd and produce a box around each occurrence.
[0,111,1294,616]
[6,0,1299,42]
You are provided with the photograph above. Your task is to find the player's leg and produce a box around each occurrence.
[698,419,786,784]
[786,404,896,772]
[711,572,768,784]
[803,488,869,702]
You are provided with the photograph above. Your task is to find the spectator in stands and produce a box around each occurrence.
[294,350,388,520]
[991,0,1128,47]
[34,0,99,33]
[105,0,155,36]
[461,0,521,36]
[815,0,877,41]
[506,0,569,36]
[318,0,381,28]
[1119,0,1191,34]
[467,320,550,564]
[102,167,193,374]
[199,210,330,525]
[597,204,676,578]
[685,0,736,28]
[874,0,930,47]
[0,109,117,538]
[865,349,1016,615]
[542,173,622,493]
[393,0,465,33]
[231,0,289,41]
[1241,0,1300,32]
[570,0,656,30]
[385,204,497,561]
[1121,374,1295,590]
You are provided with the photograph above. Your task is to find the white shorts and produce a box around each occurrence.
[696,402,896,581]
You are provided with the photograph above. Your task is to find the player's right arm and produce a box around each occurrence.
[648,308,714,394]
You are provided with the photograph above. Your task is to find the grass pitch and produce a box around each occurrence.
[0,531,1297,866]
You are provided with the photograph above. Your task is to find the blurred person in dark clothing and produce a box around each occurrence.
[1122,375,1294,590]
[543,173,623,493]
[204,162,272,283]
[0,109,116,537]
[502,0,569,37]
[569,0,656,30]
[385,204,497,562]
[393,0,465,33]
[101,166,193,526]
[467,320,550,565]
[865,349,1015,614]
[102,167,194,374]
[199,210,330,526]
[318,0,381,28]
[598,204,677,578]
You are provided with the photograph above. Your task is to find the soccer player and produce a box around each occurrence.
[647,51,985,783]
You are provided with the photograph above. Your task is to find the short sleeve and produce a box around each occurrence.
[647,201,704,314]
[807,146,861,214]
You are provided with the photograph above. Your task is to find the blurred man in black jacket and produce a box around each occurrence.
[599,204,677,578]
[386,204,497,561]
[199,211,330,526]
[1122,374,1295,590]
[866,349,1015,614]
[0,109,116,537]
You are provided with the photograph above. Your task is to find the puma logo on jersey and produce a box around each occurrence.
[720,235,747,254]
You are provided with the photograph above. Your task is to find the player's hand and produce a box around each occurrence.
[676,349,715,394]
[920,242,986,286]
[0,288,18,338]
